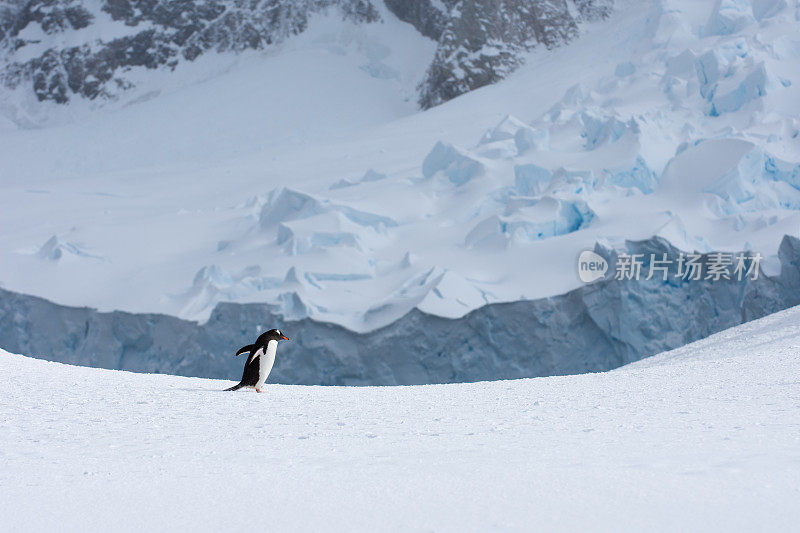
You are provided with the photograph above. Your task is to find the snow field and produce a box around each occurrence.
[1,304,799,531]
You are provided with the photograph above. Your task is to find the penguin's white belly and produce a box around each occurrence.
[256,340,277,389]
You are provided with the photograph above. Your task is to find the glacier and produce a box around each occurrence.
[2,235,799,385]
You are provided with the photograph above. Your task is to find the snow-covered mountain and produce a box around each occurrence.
[0,0,607,111]
[2,305,799,531]
[1,0,800,381]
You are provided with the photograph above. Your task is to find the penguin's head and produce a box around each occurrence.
[266,328,290,342]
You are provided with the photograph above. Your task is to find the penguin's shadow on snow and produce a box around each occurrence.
[173,387,237,393]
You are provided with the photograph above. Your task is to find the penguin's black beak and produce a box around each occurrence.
[280,334,290,341]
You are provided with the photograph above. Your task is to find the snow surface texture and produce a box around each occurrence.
[1,0,799,338]
[1,307,799,531]
[3,235,800,385]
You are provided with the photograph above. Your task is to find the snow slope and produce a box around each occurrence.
[1,0,800,333]
[2,304,799,531]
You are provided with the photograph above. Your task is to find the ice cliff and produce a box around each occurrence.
[2,234,799,385]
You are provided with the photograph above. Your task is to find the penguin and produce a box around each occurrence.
[225,329,290,392]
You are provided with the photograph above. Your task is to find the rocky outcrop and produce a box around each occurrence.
[382,0,456,40]
[414,0,611,108]
[2,235,799,385]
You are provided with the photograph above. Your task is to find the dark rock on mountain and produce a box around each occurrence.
[382,0,457,40]
[415,0,611,109]
[0,0,380,104]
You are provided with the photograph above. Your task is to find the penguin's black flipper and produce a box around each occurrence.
[235,344,254,356]
[225,383,244,391]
